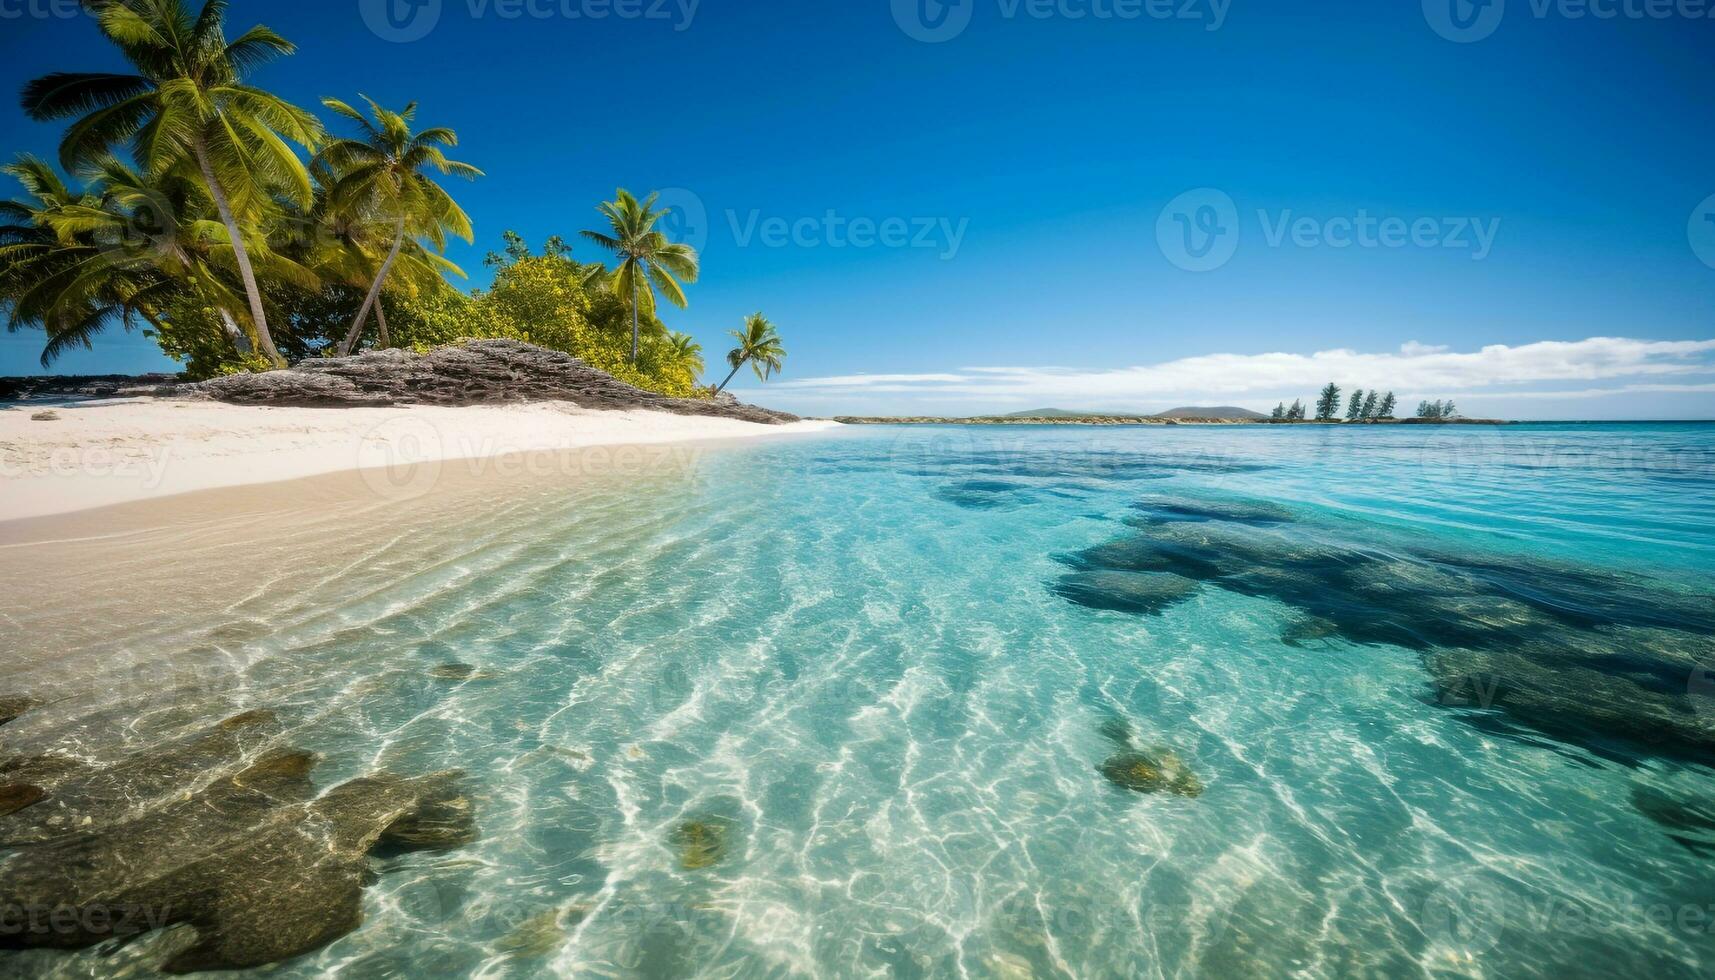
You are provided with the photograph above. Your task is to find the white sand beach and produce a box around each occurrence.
[0,399,839,521]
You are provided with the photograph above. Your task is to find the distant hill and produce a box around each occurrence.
[1151,406,1268,420]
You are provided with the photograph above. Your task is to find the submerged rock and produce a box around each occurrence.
[0,708,286,844]
[1630,786,1715,855]
[1099,749,1204,798]
[0,782,45,816]
[0,747,479,973]
[1095,719,1203,798]
[1053,518,1715,762]
[0,694,43,726]
[1097,716,1135,747]
[1128,497,1295,527]
[1424,638,1715,761]
[429,663,501,682]
[671,818,730,870]
[935,479,1036,510]
[1050,570,1200,616]
[496,909,570,959]
[1280,615,1342,648]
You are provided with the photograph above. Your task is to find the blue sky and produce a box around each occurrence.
[2,0,1713,418]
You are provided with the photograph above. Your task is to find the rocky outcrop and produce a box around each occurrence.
[182,340,800,424]
[0,708,479,973]
[0,374,180,402]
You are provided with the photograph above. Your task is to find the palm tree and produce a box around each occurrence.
[581,189,699,363]
[20,0,322,367]
[316,96,480,356]
[0,155,140,364]
[714,312,785,394]
[664,330,704,377]
[1,155,191,364]
[288,157,464,351]
[2,154,317,366]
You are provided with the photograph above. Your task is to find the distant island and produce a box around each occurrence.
[832,407,1506,425]
[995,406,1270,421]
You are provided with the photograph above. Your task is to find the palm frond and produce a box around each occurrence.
[19,72,153,122]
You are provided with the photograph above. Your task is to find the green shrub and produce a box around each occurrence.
[387,256,701,398]
[148,301,273,380]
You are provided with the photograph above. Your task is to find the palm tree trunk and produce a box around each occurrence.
[374,299,390,349]
[217,308,253,355]
[339,215,407,357]
[193,137,284,368]
[714,357,747,394]
[629,272,640,364]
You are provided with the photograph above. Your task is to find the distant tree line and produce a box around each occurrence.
[1270,384,1400,422]
[1416,399,1458,419]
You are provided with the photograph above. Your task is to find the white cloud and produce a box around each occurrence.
[770,337,1715,408]
[1400,341,1451,356]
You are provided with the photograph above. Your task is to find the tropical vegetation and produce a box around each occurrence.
[1,0,761,401]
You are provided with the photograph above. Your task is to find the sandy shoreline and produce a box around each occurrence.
[0,399,839,521]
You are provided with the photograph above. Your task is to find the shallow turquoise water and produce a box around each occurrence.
[5,422,1715,977]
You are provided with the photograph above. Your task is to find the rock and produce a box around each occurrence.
[0,783,45,816]
[376,784,478,851]
[1424,640,1715,762]
[0,753,86,785]
[0,708,285,845]
[1099,749,1204,798]
[1055,517,1715,762]
[429,663,500,682]
[181,339,800,424]
[671,818,730,869]
[496,909,569,959]
[1097,716,1135,746]
[0,694,43,726]
[0,374,180,401]
[1127,497,1295,527]
[0,752,479,973]
[1280,615,1342,648]
[935,479,1036,510]
[1050,570,1200,616]
[1631,786,1715,854]
[29,410,59,421]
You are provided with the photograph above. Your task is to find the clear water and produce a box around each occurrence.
[4,422,1715,978]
